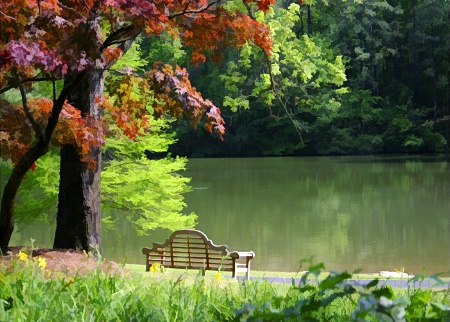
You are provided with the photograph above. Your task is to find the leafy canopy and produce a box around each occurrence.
[0,0,274,168]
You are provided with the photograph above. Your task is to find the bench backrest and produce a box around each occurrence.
[142,229,235,271]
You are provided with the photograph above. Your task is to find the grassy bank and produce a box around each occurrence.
[125,263,450,283]
[2,253,450,321]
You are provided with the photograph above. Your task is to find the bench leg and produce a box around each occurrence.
[245,260,251,280]
[232,260,237,279]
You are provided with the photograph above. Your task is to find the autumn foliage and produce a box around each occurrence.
[104,63,225,140]
[1,97,103,168]
[0,0,273,167]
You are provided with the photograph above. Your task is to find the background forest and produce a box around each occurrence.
[156,0,449,158]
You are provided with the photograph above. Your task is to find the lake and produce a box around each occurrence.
[10,155,450,275]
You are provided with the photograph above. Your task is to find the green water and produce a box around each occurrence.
[9,155,450,275]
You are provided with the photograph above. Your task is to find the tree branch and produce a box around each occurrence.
[168,0,222,19]
[102,27,143,71]
[0,77,56,95]
[0,10,17,20]
[101,25,141,52]
[44,71,87,141]
[242,1,256,20]
[52,78,57,107]
[18,83,45,140]
[57,3,85,18]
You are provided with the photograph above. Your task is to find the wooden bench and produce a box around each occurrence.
[142,229,255,279]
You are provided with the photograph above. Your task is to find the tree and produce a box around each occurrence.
[310,0,448,154]
[0,0,273,253]
[172,3,347,157]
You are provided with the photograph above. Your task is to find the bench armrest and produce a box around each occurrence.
[229,251,255,259]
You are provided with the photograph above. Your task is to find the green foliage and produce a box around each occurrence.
[234,259,450,321]
[2,255,450,321]
[0,253,236,321]
[176,3,349,157]
[0,155,58,226]
[313,0,448,155]
[109,33,187,78]
[112,38,149,74]
[140,33,187,68]
[221,4,347,113]
[102,124,197,235]
[98,40,197,234]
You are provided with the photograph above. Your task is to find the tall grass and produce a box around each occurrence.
[1,253,450,321]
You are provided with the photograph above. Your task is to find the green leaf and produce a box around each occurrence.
[308,262,325,276]
[364,279,379,289]
[318,271,351,290]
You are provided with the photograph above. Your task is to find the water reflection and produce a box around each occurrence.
[183,156,449,274]
[9,156,450,275]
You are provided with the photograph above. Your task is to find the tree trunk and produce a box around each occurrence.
[53,144,102,251]
[447,3,450,162]
[412,0,418,108]
[307,5,312,36]
[52,16,140,252]
[0,144,49,254]
[53,68,104,253]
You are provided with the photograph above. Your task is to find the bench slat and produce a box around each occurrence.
[148,257,233,264]
[147,259,234,267]
[169,262,233,266]
[173,239,204,243]
[171,255,230,261]
[159,265,235,271]
[172,249,224,254]
[171,250,224,255]
[170,246,209,250]
[171,258,226,263]
[146,253,224,258]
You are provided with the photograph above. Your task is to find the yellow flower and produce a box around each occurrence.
[18,251,28,261]
[150,262,161,273]
[37,256,47,269]
[214,271,222,281]
[65,278,75,287]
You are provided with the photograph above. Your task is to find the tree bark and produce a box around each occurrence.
[54,68,104,253]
